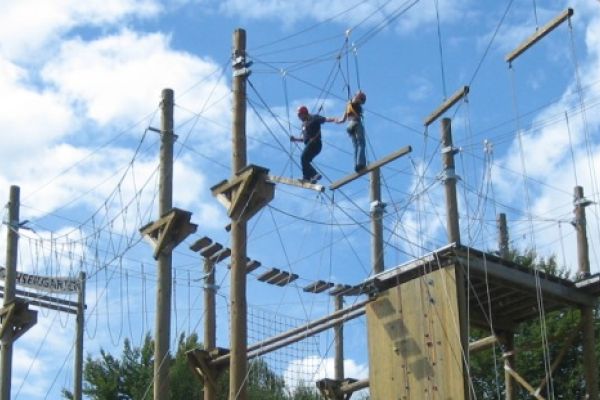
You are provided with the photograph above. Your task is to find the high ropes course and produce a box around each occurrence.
[2,1,600,400]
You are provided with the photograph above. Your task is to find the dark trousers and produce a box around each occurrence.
[301,140,322,179]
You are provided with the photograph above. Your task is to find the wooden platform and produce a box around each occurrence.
[267,175,324,192]
[364,243,597,331]
[329,145,412,190]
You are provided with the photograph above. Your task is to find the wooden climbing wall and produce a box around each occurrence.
[366,265,466,399]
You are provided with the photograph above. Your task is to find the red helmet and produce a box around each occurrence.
[355,91,366,104]
[297,105,309,116]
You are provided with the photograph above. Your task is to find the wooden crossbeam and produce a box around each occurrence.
[329,145,412,190]
[303,280,334,293]
[268,175,325,192]
[423,86,469,126]
[506,8,573,63]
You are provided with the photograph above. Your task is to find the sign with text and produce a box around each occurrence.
[0,267,81,294]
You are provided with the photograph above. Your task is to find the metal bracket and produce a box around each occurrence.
[370,200,387,215]
[440,168,461,182]
[574,197,594,207]
[441,145,460,155]
[233,67,251,78]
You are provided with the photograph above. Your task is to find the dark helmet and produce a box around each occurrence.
[354,91,366,104]
[297,105,309,116]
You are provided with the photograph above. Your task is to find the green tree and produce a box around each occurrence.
[63,332,201,399]
[470,250,598,398]
[63,334,303,400]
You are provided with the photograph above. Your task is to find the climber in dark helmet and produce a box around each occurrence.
[336,90,367,172]
[290,105,336,183]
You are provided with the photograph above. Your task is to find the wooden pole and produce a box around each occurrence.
[500,332,516,400]
[0,185,19,400]
[230,28,249,400]
[204,259,217,400]
[333,295,344,380]
[497,213,509,259]
[73,271,86,400]
[154,88,175,400]
[370,169,384,275]
[573,186,599,399]
[441,118,460,244]
[440,119,470,398]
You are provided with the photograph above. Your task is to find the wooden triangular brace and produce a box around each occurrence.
[0,299,37,342]
[211,164,275,222]
[317,378,346,400]
[186,347,229,391]
[140,208,198,259]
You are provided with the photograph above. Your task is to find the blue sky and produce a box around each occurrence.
[1,0,600,398]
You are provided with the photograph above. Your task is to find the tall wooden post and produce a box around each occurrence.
[497,213,509,259]
[0,186,19,400]
[154,88,175,400]
[230,28,249,400]
[204,259,217,400]
[333,295,344,380]
[441,118,460,245]
[73,271,86,400]
[440,118,470,398]
[573,186,599,399]
[370,169,385,275]
[496,214,515,399]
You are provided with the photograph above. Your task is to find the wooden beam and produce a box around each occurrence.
[504,365,545,400]
[329,145,412,190]
[469,335,498,353]
[268,175,324,192]
[505,8,574,63]
[423,86,469,126]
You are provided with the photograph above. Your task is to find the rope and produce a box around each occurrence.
[433,0,448,99]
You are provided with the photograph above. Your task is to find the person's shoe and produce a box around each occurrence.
[310,174,322,183]
[355,164,366,173]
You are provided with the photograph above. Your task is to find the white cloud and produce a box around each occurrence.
[0,0,161,62]
[42,29,227,128]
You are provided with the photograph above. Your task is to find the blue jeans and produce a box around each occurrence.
[347,120,366,170]
[301,140,322,179]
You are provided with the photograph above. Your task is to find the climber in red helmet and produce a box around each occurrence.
[336,90,367,172]
[290,105,336,183]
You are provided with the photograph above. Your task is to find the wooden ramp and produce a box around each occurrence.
[329,145,412,190]
[268,175,325,192]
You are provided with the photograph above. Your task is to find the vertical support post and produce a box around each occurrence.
[440,119,470,398]
[0,185,19,400]
[573,186,599,399]
[370,169,384,275]
[73,271,86,400]
[204,259,217,400]
[230,28,248,400]
[333,295,344,381]
[154,88,175,400]
[497,215,514,399]
[501,332,516,400]
[441,118,460,245]
[497,213,509,259]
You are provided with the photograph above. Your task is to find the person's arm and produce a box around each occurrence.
[290,134,303,142]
